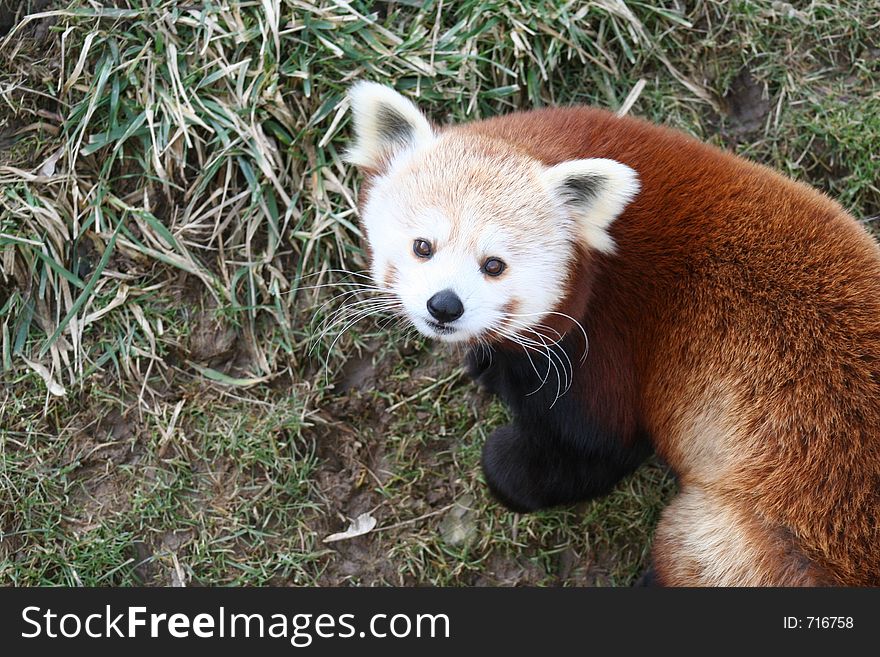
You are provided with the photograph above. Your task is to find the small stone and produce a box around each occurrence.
[439,495,477,547]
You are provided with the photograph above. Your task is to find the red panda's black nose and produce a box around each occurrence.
[427,290,464,323]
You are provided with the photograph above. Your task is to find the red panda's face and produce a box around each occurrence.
[345,82,640,346]
[359,135,578,344]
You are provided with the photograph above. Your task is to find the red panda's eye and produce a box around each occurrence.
[483,258,506,277]
[413,239,433,258]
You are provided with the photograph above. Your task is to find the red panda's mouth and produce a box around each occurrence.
[426,319,457,335]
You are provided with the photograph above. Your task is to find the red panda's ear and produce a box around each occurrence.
[345,82,434,171]
[541,159,640,254]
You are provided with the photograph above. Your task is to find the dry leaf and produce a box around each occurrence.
[22,357,66,397]
[38,147,64,177]
[324,512,377,543]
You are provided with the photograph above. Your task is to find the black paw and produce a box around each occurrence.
[465,346,493,381]
[466,346,507,397]
[481,424,553,513]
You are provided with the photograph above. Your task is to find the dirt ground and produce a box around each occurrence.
[307,344,649,586]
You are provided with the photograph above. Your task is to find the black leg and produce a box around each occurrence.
[481,423,646,513]
[465,346,491,378]
[465,346,500,393]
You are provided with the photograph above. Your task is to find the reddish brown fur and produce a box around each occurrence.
[446,108,880,585]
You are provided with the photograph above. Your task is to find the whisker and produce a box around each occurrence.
[516,335,562,404]
[311,300,403,355]
[313,298,399,339]
[504,319,574,395]
[489,326,552,396]
[492,321,571,407]
[309,287,392,319]
[318,304,405,376]
[295,268,374,282]
[293,281,386,293]
[507,310,590,362]
[318,300,402,336]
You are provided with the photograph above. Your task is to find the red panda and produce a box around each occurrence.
[344,81,880,586]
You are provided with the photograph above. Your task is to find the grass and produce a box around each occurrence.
[1,0,878,586]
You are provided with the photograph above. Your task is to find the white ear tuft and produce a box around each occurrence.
[541,158,640,253]
[345,81,434,170]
